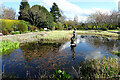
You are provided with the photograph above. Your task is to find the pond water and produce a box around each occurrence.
[2,35,120,78]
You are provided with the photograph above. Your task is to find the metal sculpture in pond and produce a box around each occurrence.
[70,28,76,47]
[70,28,77,60]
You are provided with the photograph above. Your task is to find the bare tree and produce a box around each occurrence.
[87,11,118,26]
[0,6,16,19]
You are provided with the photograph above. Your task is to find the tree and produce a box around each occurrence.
[50,2,61,22]
[21,5,53,28]
[74,15,78,26]
[87,11,118,29]
[0,6,16,19]
[18,0,30,20]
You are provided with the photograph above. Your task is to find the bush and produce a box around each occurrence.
[1,41,19,55]
[8,28,14,33]
[52,26,55,30]
[1,19,30,34]
[1,19,20,30]
[57,22,64,30]
[11,31,20,35]
[39,28,44,31]
[18,21,28,32]
[101,27,108,31]
[2,30,9,35]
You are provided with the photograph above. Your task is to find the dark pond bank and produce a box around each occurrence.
[2,35,120,78]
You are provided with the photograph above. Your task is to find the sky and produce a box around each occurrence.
[0,0,120,22]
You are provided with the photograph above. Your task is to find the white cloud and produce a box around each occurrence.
[40,0,111,22]
[67,0,116,2]
[1,0,114,22]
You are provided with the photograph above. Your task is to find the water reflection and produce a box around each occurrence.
[2,35,120,78]
[71,46,76,60]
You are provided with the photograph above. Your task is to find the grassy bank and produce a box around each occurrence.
[77,57,120,79]
[76,30,119,39]
[0,41,19,56]
[1,30,119,44]
[38,31,73,43]
[39,30,119,42]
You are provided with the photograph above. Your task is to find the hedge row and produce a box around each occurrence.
[1,19,30,35]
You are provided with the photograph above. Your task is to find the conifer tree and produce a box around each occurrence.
[18,0,30,20]
[50,2,61,22]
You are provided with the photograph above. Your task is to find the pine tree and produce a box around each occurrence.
[50,2,61,22]
[18,0,30,20]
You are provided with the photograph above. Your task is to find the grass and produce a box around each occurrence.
[77,57,120,79]
[2,30,119,44]
[39,30,119,42]
[0,41,19,56]
[77,30,119,39]
[38,31,73,43]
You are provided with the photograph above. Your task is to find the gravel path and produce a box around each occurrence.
[0,32,47,43]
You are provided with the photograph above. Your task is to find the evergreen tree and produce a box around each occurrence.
[20,5,53,28]
[18,0,30,20]
[50,2,61,22]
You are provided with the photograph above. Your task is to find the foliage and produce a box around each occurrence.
[8,27,14,33]
[10,31,20,35]
[1,19,31,35]
[0,41,19,56]
[52,22,57,30]
[39,28,44,31]
[2,30,9,35]
[20,5,53,28]
[87,11,118,30]
[57,22,63,30]
[53,69,72,80]
[1,19,20,30]
[64,20,75,29]
[50,2,61,22]
[78,57,120,79]
[18,0,30,20]
[18,20,28,32]
[113,51,120,56]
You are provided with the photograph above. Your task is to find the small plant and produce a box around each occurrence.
[114,51,120,56]
[53,69,72,80]
[11,31,20,35]
[0,41,19,56]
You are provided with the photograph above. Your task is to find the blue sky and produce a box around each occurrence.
[0,0,119,21]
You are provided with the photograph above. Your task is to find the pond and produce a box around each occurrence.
[1,35,120,78]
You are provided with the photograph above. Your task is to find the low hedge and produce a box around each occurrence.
[1,19,30,35]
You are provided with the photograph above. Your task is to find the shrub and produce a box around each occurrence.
[1,41,19,55]
[52,26,55,30]
[57,22,64,30]
[1,19,30,34]
[1,19,20,30]
[39,28,44,31]
[53,69,72,80]
[11,31,20,35]
[113,51,120,56]
[18,21,28,32]
[8,28,14,33]
[2,30,9,35]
